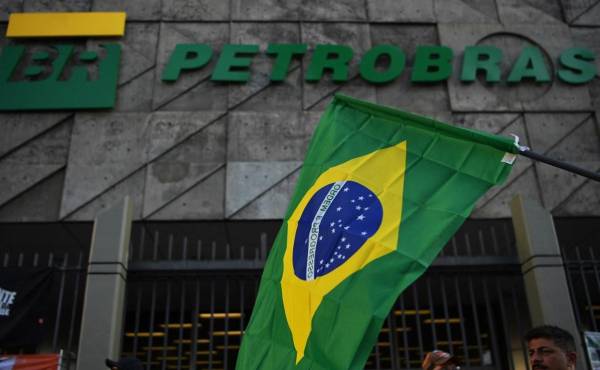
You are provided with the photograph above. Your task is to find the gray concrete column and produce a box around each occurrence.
[510,194,589,370]
[76,197,133,370]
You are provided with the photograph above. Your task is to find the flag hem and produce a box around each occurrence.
[333,93,518,155]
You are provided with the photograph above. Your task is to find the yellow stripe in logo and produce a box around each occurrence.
[6,12,127,38]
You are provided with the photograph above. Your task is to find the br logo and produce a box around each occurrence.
[0,44,121,110]
[0,12,125,111]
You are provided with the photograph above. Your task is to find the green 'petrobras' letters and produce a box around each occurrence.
[0,44,121,111]
[1,42,596,112]
[161,43,597,86]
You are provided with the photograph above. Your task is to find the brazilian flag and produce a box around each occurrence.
[236,94,517,370]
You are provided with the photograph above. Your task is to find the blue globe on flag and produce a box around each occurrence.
[293,180,384,281]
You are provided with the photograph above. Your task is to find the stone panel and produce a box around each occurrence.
[65,169,145,221]
[588,79,600,112]
[308,78,377,112]
[229,23,301,110]
[85,24,159,111]
[301,23,371,109]
[496,0,563,24]
[147,111,225,161]
[453,113,521,134]
[24,0,90,11]
[149,168,225,220]
[89,23,159,85]
[232,169,300,219]
[368,0,435,22]
[227,112,317,161]
[61,113,149,218]
[535,162,591,212]
[299,0,367,21]
[159,81,230,111]
[144,119,226,217]
[92,0,162,21]
[62,111,224,218]
[524,113,590,153]
[554,176,600,215]
[161,0,229,21]
[153,23,229,110]
[0,113,70,157]
[535,115,600,211]
[375,67,449,114]
[233,68,303,111]
[372,25,439,63]
[230,22,300,54]
[0,170,64,222]
[1,0,22,21]
[440,24,592,111]
[571,27,600,110]
[225,161,302,217]
[231,0,298,21]
[0,120,71,207]
[114,70,154,112]
[573,1,600,25]
[371,25,449,114]
[434,0,498,23]
[118,23,159,84]
[561,0,600,24]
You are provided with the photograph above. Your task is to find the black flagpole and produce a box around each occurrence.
[517,147,600,183]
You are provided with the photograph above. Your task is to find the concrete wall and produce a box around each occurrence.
[0,0,599,221]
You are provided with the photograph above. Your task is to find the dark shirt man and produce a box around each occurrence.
[525,325,577,370]
[105,357,143,370]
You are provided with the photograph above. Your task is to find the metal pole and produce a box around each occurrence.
[518,148,600,182]
[52,254,68,351]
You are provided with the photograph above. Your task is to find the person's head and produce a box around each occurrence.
[105,358,143,370]
[524,325,577,370]
[421,350,460,370]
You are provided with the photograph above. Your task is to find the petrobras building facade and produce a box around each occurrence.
[0,1,599,370]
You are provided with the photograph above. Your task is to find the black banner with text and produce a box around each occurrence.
[0,268,54,348]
